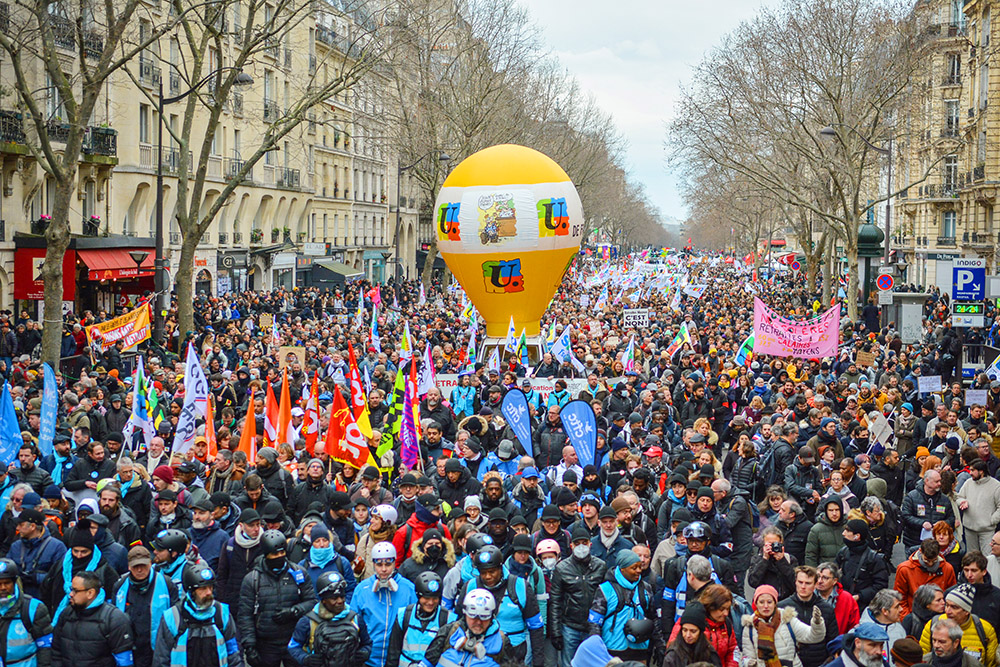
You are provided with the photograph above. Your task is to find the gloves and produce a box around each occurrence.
[812,605,822,624]
[550,635,564,652]
[244,647,261,667]
[274,609,297,624]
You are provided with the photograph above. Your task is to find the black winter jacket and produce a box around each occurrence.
[548,553,608,634]
[835,543,889,610]
[779,515,814,566]
[217,532,264,609]
[63,455,116,492]
[901,486,956,547]
[52,600,134,667]
[288,479,336,524]
[237,560,317,651]
[11,464,53,496]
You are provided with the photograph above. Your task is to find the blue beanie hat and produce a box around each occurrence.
[310,523,330,543]
[570,635,614,667]
[616,550,641,569]
[901,402,914,413]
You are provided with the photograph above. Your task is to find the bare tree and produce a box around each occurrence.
[0,0,177,364]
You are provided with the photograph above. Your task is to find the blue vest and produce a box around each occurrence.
[160,603,236,667]
[436,620,505,667]
[115,572,172,649]
[589,570,650,652]
[396,605,454,666]
[1,596,49,667]
[493,577,534,647]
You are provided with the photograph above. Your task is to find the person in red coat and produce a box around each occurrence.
[669,583,739,667]
[816,562,861,634]
[392,492,452,566]
[893,538,957,618]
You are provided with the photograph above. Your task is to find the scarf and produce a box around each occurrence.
[600,527,620,550]
[368,524,393,544]
[753,611,782,667]
[54,547,102,622]
[52,452,70,486]
[310,544,335,568]
[235,525,261,549]
[932,650,964,667]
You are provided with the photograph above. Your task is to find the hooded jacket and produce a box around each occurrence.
[804,499,846,566]
[893,551,957,617]
[391,509,452,567]
[397,533,456,584]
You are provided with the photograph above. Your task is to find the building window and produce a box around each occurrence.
[942,210,956,238]
[944,155,958,191]
[139,104,150,143]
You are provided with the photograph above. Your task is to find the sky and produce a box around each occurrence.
[518,0,783,225]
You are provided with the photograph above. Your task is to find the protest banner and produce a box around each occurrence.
[279,346,307,369]
[623,308,650,328]
[435,375,590,403]
[918,375,943,395]
[85,304,152,354]
[752,297,839,359]
[856,351,876,367]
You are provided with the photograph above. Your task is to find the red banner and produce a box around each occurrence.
[13,248,76,300]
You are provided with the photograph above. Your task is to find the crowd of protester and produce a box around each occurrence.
[2,252,1000,667]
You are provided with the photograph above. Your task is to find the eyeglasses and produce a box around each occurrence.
[373,558,395,566]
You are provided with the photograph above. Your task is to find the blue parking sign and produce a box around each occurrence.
[953,258,986,301]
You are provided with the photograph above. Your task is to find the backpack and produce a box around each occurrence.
[726,494,760,532]
[757,442,784,489]
[606,578,649,620]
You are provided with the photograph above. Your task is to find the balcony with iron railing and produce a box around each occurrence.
[46,120,70,143]
[83,126,117,157]
[169,232,180,244]
[224,157,252,182]
[937,235,957,246]
[233,231,243,244]
[0,110,24,145]
[139,58,161,88]
[276,167,300,189]
[316,26,337,47]
[49,14,75,49]
[83,30,103,58]
[263,99,279,122]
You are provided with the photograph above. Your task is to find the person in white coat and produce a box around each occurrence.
[741,584,826,667]
[956,460,1000,555]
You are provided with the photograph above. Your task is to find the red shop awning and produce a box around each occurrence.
[78,248,155,281]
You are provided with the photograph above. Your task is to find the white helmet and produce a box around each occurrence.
[463,588,496,620]
[372,542,397,562]
[372,504,398,525]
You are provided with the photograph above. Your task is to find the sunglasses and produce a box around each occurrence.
[373,558,395,566]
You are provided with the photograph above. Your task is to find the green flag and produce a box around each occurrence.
[376,367,406,459]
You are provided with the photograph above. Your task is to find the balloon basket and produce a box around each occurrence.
[479,335,547,368]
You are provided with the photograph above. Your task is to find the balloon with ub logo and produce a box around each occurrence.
[434,145,584,337]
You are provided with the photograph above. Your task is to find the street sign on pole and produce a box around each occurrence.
[951,301,985,327]
[878,290,893,306]
[953,258,986,301]
[876,273,894,291]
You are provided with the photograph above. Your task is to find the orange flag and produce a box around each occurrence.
[264,381,279,446]
[237,390,257,464]
[302,372,320,455]
[205,395,218,459]
[277,367,292,446]
[324,386,351,459]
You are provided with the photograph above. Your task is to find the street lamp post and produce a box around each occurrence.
[153,68,253,343]
[820,123,893,317]
[393,151,450,302]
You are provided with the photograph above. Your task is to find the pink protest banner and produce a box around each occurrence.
[753,297,840,359]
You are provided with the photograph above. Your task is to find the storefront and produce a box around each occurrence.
[272,252,296,290]
[217,251,250,295]
[14,236,156,317]
[364,250,388,284]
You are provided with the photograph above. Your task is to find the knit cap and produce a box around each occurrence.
[946,583,975,613]
[752,584,779,610]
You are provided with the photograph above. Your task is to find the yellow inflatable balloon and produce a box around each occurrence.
[434,144,584,338]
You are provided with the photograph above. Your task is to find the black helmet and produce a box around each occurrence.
[465,533,494,557]
[260,529,287,556]
[625,617,655,644]
[682,521,712,542]
[414,571,443,599]
[153,529,190,556]
[182,562,216,593]
[0,559,18,580]
[316,571,348,600]
[473,545,503,571]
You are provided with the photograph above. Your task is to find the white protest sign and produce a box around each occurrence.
[918,375,943,395]
[623,308,650,329]
[435,375,590,403]
[966,389,989,406]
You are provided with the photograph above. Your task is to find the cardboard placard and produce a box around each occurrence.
[278,346,306,369]
[623,308,650,329]
[259,313,274,330]
[918,375,943,395]
[856,351,876,367]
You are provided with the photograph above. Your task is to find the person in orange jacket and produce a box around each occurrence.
[893,537,957,618]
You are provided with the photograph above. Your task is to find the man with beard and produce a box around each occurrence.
[52,570,133,667]
[660,521,739,623]
[41,519,120,621]
[827,622,890,667]
[112,546,179,667]
[420,422,452,462]
[420,387,455,440]
[11,445,52,496]
[97,482,143,549]
[290,458,336,524]
[190,498,229,571]
[39,434,76,488]
[206,450,240,496]
[252,447,295,507]
[484,509,514,558]
[591,505,634,564]
[479,472,515,515]
[437,458,480,510]
[455,545,544,667]
[154,563,241,667]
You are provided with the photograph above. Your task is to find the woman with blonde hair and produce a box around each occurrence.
[693,417,719,452]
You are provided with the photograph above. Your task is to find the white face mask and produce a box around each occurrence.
[542,557,558,570]
[573,544,591,559]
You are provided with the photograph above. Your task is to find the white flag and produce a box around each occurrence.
[173,343,210,455]
[418,283,427,306]
[417,344,437,396]
[488,348,501,373]
[504,316,517,354]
